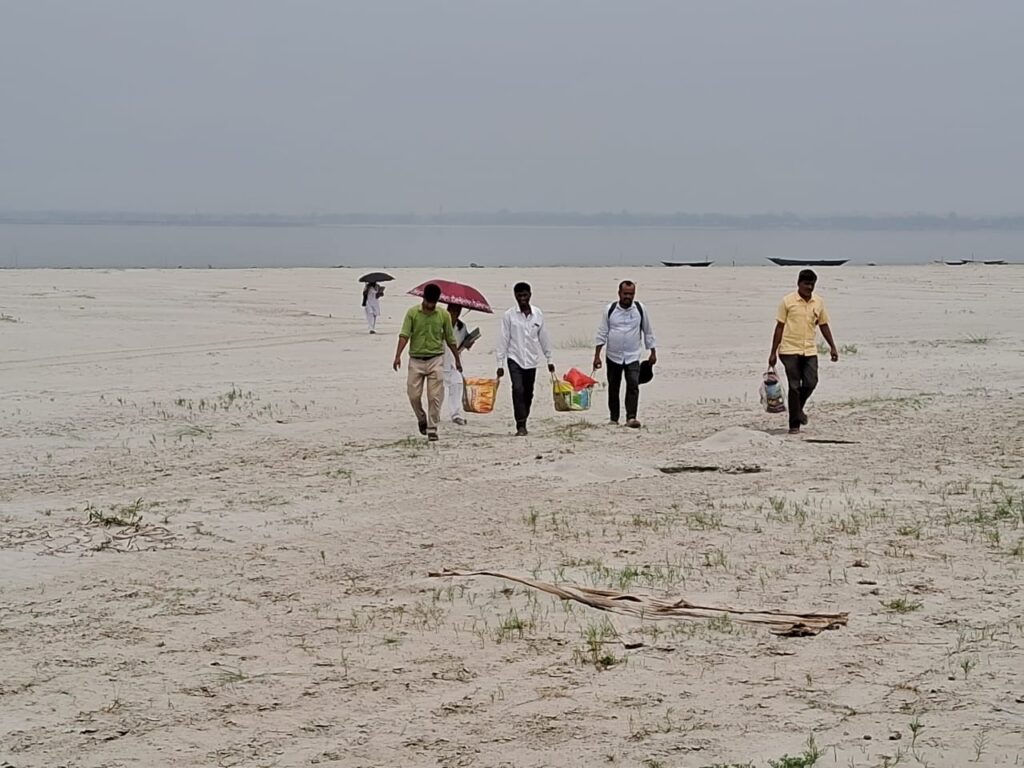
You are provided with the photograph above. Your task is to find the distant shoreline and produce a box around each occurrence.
[4,212,1024,232]
[2,263,1019,271]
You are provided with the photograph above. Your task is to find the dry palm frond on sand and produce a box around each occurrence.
[429,569,848,637]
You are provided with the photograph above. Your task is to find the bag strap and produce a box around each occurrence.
[607,301,645,326]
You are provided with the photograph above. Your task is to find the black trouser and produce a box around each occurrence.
[779,354,819,429]
[508,359,537,429]
[606,359,640,422]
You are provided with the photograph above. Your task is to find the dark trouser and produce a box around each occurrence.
[779,354,819,429]
[606,359,640,422]
[508,359,537,429]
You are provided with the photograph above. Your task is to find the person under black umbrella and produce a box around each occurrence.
[359,272,394,334]
[362,281,385,333]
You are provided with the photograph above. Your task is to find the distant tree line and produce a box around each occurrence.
[2,209,1023,230]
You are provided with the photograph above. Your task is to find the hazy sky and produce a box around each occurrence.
[2,1,1023,215]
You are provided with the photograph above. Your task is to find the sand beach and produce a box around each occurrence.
[1,265,1022,767]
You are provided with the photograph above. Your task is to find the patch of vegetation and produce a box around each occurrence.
[171,385,260,414]
[324,467,354,483]
[703,735,823,768]
[766,735,824,768]
[896,524,922,539]
[705,614,736,634]
[702,548,728,569]
[553,418,599,442]
[836,393,931,410]
[984,492,1023,524]
[85,498,148,526]
[882,597,922,613]
[381,436,430,451]
[573,618,623,670]
[816,339,857,355]
[585,560,685,591]
[523,508,539,533]
[175,424,213,440]
[493,610,533,643]
[687,509,722,530]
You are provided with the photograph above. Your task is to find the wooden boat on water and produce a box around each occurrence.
[945,259,1007,265]
[663,244,712,267]
[768,257,848,267]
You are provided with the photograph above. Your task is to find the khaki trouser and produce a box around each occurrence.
[407,356,444,432]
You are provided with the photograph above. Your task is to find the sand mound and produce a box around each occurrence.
[686,426,782,453]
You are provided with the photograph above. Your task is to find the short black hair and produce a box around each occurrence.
[619,280,635,291]
[798,269,818,284]
[423,283,442,302]
[513,282,531,294]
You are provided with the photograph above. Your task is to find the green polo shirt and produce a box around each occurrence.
[400,305,456,358]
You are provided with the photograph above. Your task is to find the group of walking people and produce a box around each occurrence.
[387,269,837,440]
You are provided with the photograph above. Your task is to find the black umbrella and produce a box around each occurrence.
[359,272,394,283]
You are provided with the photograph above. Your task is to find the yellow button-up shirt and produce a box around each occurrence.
[777,292,831,356]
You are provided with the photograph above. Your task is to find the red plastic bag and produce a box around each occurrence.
[563,367,598,392]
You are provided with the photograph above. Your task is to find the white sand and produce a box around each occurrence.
[1,265,1022,766]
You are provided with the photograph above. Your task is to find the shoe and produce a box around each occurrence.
[452,417,467,426]
[609,419,619,425]
[369,329,376,334]
[799,411,808,426]
[626,418,641,429]
[515,427,528,437]
[427,431,439,442]
[788,427,801,435]
[418,420,427,435]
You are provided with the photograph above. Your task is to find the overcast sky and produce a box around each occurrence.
[2,1,1022,215]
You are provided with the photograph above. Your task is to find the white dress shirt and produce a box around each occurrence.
[443,321,469,374]
[496,305,553,370]
[595,302,656,365]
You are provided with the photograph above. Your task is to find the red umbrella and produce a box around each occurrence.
[407,280,493,313]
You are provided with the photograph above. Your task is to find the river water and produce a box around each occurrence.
[1,223,1022,268]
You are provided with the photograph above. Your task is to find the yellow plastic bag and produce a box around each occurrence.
[552,377,576,412]
[462,377,499,414]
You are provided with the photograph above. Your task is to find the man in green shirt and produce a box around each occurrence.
[393,283,462,441]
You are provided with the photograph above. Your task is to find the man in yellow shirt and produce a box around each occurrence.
[768,269,839,434]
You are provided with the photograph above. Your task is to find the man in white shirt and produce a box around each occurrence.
[593,280,657,428]
[495,282,555,436]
